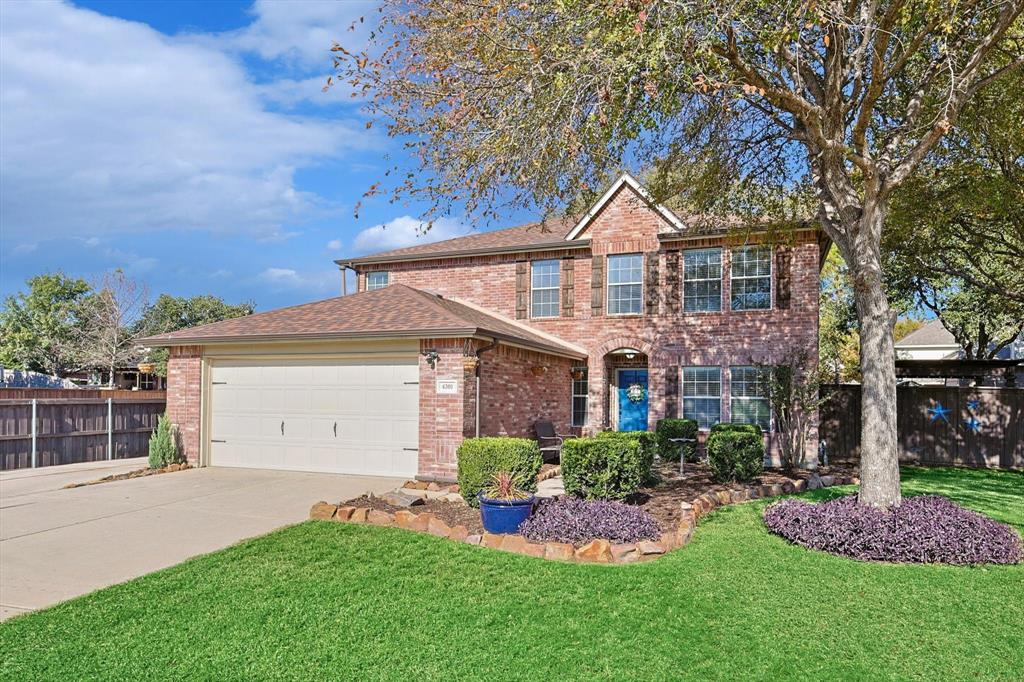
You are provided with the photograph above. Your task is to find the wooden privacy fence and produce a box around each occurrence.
[819,384,1023,469]
[0,391,166,470]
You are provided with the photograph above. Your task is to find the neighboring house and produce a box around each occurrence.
[0,367,78,389]
[896,318,1024,360]
[141,174,825,481]
[63,367,167,390]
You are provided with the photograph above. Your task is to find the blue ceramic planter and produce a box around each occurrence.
[478,494,535,534]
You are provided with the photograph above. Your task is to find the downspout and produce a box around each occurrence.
[474,338,499,437]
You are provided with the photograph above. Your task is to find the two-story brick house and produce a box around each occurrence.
[143,174,825,481]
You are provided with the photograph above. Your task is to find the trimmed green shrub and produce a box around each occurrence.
[595,430,657,460]
[457,437,541,507]
[709,422,762,436]
[655,418,699,462]
[562,436,650,501]
[148,414,181,469]
[706,429,764,483]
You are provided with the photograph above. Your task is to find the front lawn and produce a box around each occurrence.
[2,467,1021,681]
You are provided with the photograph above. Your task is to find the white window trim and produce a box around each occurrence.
[682,247,723,314]
[606,253,644,316]
[366,271,389,291]
[681,366,722,430]
[729,246,773,312]
[530,259,561,318]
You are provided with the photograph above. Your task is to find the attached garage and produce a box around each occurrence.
[208,357,419,477]
[142,284,585,480]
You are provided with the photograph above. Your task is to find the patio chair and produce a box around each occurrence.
[534,420,576,463]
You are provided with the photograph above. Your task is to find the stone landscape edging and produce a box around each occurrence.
[309,473,858,564]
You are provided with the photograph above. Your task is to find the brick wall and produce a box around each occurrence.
[478,344,574,440]
[359,184,822,464]
[166,345,202,465]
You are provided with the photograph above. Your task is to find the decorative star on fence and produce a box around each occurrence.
[967,399,980,411]
[964,416,983,433]
[927,402,951,424]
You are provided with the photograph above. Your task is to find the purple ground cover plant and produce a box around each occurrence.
[519,497,662,545]
[764,494,1022,565]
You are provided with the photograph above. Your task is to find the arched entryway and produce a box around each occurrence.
[607,348,649,431]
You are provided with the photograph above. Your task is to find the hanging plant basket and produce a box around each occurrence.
[137,362,156,374]
[626,383,646,403]
[570,367,586,381]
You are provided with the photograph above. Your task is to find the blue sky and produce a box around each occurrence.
[0,0,535,311]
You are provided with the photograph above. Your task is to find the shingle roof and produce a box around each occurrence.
[138,284,586,358]
[338,218,579,265]
[895,319,958,347]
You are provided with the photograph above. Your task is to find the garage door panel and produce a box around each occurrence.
[210,357,419,477]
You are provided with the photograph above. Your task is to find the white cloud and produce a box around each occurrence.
[258,267,337,294]
[0,1,370,241]
[220,0,375,69]
[352,216,472,254]
[326,239,342,251]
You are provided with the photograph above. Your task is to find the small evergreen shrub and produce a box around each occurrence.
[710,422,762,436]
[519,497,662,545]
[562,435,651,501]
[147,414,181,469]
[655,418,698,462]
[595,430,657,461]
[764,494,1022,565]
[457,437,541,507]
[706,429,764,482]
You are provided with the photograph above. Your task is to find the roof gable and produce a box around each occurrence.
[564,172,686,240]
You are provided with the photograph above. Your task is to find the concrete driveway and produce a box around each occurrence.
[0,460,402,620]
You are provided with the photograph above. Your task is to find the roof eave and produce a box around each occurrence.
[337,239,590,268]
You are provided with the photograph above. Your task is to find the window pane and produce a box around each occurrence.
[607,254,643,315]
[530,259,560,317]
[730,366,770,430]
[683,248,723,313]
[730,247,771,310]
[572,368,588,426]
[682,366,721,429]
[366,272,389,290]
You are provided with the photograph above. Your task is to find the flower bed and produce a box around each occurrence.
[519,497,662,545]
[764,494,1022,565]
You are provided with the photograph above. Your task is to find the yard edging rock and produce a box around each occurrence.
[309,473,858,564]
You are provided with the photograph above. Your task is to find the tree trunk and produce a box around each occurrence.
[849,203,902,509]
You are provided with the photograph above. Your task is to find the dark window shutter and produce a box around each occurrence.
[515,261,529,319]
[664,250,681,315]
[645,252,659,316]
[590,255,604,316]
[776,247,792,309]
[664,367,679,417]
[561,257,575,317]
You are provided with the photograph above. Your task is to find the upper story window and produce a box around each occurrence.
[683,248,722,312]
[731,246,771,310]
[730,366,770,431]
[607,253,643,315]
[366,271,389,290]
[682,366,721,429]
[531,259,560,318]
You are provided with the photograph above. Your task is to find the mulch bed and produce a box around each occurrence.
[345,494,486,535]
[63,462,191,489]
[633,460,859,529]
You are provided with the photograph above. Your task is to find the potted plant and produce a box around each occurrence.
[478,471,535,534]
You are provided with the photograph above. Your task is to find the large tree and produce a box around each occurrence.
[0,273,91,377]
[337,0,1022,508]
[79,270,149,388]
[136,294,255,376]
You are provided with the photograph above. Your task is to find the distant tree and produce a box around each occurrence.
[338,0,1023,509]
[885,75,1024,357]
[135,294,255,376]
[0,273,91,377]
[819,249,857,383]
[79,271,149,387]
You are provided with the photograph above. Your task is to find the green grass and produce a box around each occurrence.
[2,468,1022,681]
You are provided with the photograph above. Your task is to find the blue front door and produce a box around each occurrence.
[617,369,649,431]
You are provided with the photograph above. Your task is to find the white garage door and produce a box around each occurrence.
[209,358,419,477]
